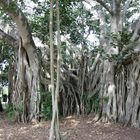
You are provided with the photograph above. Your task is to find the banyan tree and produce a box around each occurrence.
[0,0,40,122]
[0,0,140,130]
[58,0,140,128]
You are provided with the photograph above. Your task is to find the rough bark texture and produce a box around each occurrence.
[97,0,140,126]
[8,60,16,105]
[96,0,122,122]
[115,57,140,127]
[0,0,40,122]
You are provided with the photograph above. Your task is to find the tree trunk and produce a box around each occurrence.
[114,57,140,127]
[13,40,40,122]
[0,100,3,112]
[0,1,40,122]
[49,0,61,139]
[8,60,16,105]
[92,0,140,128]
[98,1,122,121]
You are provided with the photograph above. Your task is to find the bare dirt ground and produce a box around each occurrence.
[0,113,140,140]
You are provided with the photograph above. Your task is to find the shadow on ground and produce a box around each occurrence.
[0,114,140,140]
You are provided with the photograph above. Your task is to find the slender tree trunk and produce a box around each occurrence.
[49,0,55,139]
[49,0,61,139]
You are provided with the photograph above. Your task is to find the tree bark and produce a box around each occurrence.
[49,0,56,139]
[0,0,40,122]
[97,0,122,121]
[96,0,140,127]
[8,60,16,105]
[49,0,61,139]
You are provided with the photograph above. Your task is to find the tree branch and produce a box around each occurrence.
[122,41,140,65]
[124,0,132,7]
[116,0,122,6]
[123,0,132,17]
[0,29,18,47]
[95,0,113,16]
[0,0,34,47]
[131,18,140,41]
[84,0,92,6]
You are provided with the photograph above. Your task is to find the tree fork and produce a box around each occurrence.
[0,0,40,122]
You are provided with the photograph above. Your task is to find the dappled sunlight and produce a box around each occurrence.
[63,116,81,128]
[0,128,3,132]
[18,126,30,135]
[0,128,4,138]
[65,119,80,128]
[104,122,112,127]
[19,126,28,131]
[86,120,93,124]
[69,119,80,128]
[7,133,14,139]
[66,116,73,119]
[31,123,41,128]
[61,131,68,138]
[0,115,140,140]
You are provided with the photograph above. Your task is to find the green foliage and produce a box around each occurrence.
[111,29,132,49]
[5,105,14,121]
[102,96,109,103]
[40,91,52,120]
[3,1,17,11]
[86,19,100,34]
[0,41,14,86]
[61,42,67,64]
[126,0,140,21]
[5,104,23,122]
[83,91,100,114]
[97,29,133,63]
[110,30,133,63]
[0,42,13,63]
[31,0,94,45]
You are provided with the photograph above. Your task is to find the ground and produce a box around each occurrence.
[0,113,140,140]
